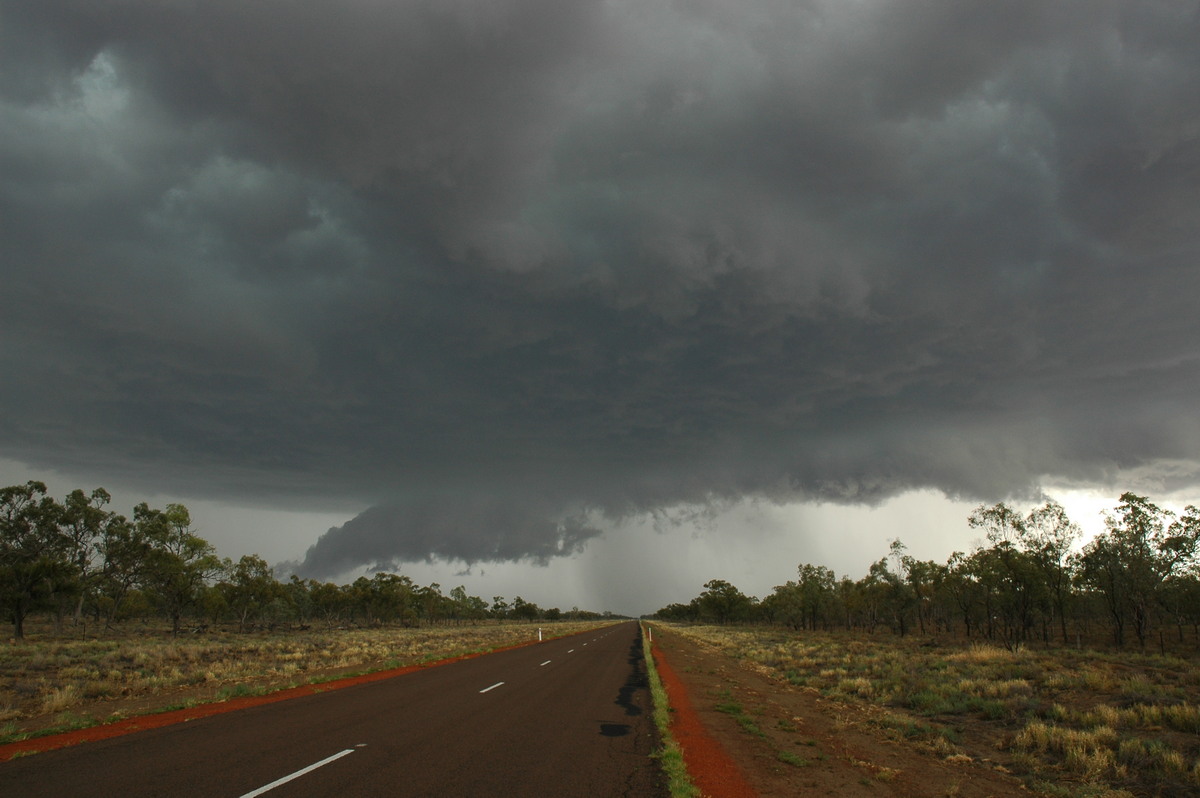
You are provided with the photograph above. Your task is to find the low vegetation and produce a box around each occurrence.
[661,623,1200,798]
[641,624,699,798]
[0,620,612,744]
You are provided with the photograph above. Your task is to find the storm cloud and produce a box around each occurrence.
[3,1,1199,577]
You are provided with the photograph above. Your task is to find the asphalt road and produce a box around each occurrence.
[1,621,666,797]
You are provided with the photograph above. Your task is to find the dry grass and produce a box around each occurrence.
[660,624,1200,798]
[1,620,613,742]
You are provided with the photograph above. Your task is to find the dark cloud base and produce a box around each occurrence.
[3,0,1200,575]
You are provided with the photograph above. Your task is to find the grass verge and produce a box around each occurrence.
[642,624,701,798]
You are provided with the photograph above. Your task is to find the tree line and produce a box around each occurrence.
[0,481,609,639]
[652,493,1200,651]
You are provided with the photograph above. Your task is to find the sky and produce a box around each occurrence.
[2,1,1199,616]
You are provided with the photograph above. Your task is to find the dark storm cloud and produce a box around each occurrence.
[287,494,602,580]
[3,1,1200,574]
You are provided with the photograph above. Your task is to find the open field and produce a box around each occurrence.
[660,624,1200,798]
[0,620,613,745]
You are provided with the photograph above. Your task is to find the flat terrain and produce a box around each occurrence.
[0,620,611,742]
[1,621,664,797]
[653,623,1200,798]
[10,620,1196,796]
[654,625,1028,797]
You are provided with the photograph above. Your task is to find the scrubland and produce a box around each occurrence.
[661,624,1200,798]
[0,620,610,745]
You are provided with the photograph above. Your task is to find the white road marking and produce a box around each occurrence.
[239,749,355,798]
[479,682,505,693]
[540,660,551,666]
[568,649,575,653]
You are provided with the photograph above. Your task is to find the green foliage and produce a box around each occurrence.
[2,479,601,638]
[652,494,1200,653]
[1,482,74,638]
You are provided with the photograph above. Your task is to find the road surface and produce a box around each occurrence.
[1,621,665,797]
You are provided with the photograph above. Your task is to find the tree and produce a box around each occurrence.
[95,512,147,625]
[1080,494,1200,648]
[1024,501,1080,643]
[285,575,317,627]
[943,551,983,638]
[696,579,754,624]
[796,564,837,630]
[310,580,349,627]
[351,573,415,625]
[136,503,223,635]
[511,596,541,622]
[760,581,804,629]
[0,482,70,639]
[859,541,917,636]
[59,487,121,627]
[418,583,443,625]
[220,555,282,631]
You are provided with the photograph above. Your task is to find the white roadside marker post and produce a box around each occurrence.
[538,627,543,642]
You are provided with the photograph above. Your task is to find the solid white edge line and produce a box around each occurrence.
[239,748,355,798]
[479,681,505,693]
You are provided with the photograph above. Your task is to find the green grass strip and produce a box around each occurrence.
[641,624,701,798]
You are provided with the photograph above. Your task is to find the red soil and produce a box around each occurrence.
[652,638,758,798]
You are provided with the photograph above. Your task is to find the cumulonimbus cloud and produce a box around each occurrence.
[3,0,1199,575]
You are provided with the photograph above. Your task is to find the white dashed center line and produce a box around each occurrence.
[479,682,505,694]
[239,749,355,798]
[540,660,551,666]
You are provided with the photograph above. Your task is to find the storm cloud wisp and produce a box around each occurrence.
[3,1,1200,575]
[290,495,603,580]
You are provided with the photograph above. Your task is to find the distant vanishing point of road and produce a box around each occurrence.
[1,621,666,797]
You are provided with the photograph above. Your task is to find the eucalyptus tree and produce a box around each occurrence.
[220,554,283,631]
[511,595,541,622]
[95,512,147,625]
[447,585,490,622]
[417,582,443,624]
[943,551,984,637]
[759,579,805,629]
[696,578,755,624]
[351,572,415,625]
[0,482,69,638]
[135,502,224,635]
[1080,494,1200,648]
[308,579,350,627]
[1024,501,1081,643]
[59,487,124,627]
[859,541,917,636]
